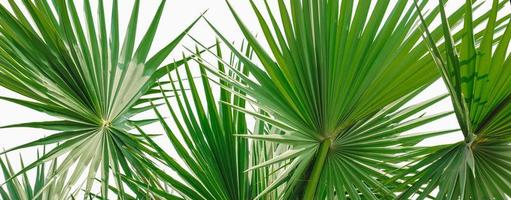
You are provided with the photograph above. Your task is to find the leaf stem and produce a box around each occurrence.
[303,138,332,199]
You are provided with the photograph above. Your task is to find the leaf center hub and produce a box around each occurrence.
[101,119,112,129]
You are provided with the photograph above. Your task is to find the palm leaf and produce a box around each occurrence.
[398,0,511,199]
[193,0,496,198]
[0,149,80,200]
[108,41,282,199]
[0,0,200,197]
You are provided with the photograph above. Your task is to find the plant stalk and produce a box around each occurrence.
[303,138,332,199]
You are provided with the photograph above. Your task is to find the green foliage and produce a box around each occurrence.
[114,41,278,200]
[195,0,500,199]
[0,0,511,199]
[0,0,199,198]
[0,151,76,200]
[398,0,511,199]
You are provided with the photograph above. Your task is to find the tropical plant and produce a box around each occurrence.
[115,42,451,200]
[1,0,511,199]
[397,0,511,199]
[112,42,274,200]
[0,150,80,200]
[0,0,200,197]
[192,0,503,199]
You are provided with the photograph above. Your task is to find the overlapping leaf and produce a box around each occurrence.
[0,0,199,198]
[398,0,511,199]
[233,89,454,199]
[113,42,284,199]
[0,150,77,200]
[1,0,510,199]
[194,0,499,198]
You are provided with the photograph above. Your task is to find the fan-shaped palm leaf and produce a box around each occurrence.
[0,0,200,197]
[120,40,452,200]
[192,0,499,198]
[399,0,511,199]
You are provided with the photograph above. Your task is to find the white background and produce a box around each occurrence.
[0,0,502,196]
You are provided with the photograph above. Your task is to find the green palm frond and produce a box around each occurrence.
[190,0,499,198]
[315,94,455,199]
[1,0,511,199]
[0,0,200,198]
[0,150,76,200]
[236,89,454,200]
[398,0,511,199]
[110,41,280,199]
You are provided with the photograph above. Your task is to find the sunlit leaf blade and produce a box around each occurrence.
[197,0,491,198]
[0,150,78,200]
[245,91,454,199]
[399,0,511,199]
[116,42,282,199]
[0,0,200,197]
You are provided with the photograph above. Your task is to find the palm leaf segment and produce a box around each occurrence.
[122,42,279,200]
[0,0,199,197]
[198,47,453,199]
[137,55,454,199]
[400,0,511,199]
[196,0,495,199]
[0,151,74,200]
